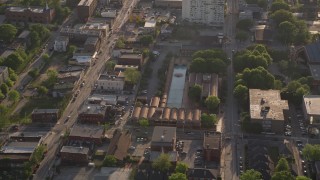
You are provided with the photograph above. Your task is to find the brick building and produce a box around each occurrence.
[118,53,143,67]
[60,146,89,164]
[68,124,104,145]
[79,104,107,124]
[203,133,221,162]
[5,5,55,23]
[31,109,59,123]
[151,126,176,152]
[77,0,98,21]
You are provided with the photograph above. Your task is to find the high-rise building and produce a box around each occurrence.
[182,0,224,26]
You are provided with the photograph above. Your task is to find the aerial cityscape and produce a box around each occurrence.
[0,0,320,179]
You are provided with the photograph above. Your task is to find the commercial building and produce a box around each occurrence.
[249,89,289,134]
[79,104,107,124]
[203,133,221,162]
[118,53,143,67]
[5,5,55,23]
[112,48,134,58]
[303,95,320,126]
[107,130,131,160]
[151,126,176,152]
[60,146,90,164]
[84,37,101,53]
[60,27,102,42]
[182,0,224,26]
[155,0,182,8]
[0,66,9,84]
[54,36,69,52]
[68,124,104,145]
[77,0,98,21]
[31,109,59,123]
[96,74,125,92]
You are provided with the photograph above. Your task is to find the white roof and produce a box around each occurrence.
[144,20,156,28]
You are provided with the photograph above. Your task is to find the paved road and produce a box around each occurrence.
[221,1,240,180]
[33,0,139,179]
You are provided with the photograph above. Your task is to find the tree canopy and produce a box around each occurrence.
[205,96,220,111]
[237,67,275,89]
[140,35,154,46]
[138,118,149,127]
[271,171,294,180]
[175,162,188,173]
[1,52,24,71]
[240,169,262,180]
[188,84,202,102]
[275,158,290,172]
[124,68,141,84]
[201,113,218,128]
[302,144,320,161]
[270,1,290,13]
[233,84,249,106]
[152,153,172,172]
[282,78,310,105]
[296,176,311,180]
[103,155,117,167]
[169,173,187,180]
[236,19,254,31]
[0,24,18,43]
[8,90,20,102]
[271,9,295,26]
[236,31,249,42]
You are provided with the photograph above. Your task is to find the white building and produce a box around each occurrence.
[54,36,69,52]
[144,20,157,33]
[182,0,224,26]
[96,74,125,92]
[101,9,117,18]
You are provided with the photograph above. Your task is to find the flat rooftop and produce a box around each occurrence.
[69,124,104,139]
[119,54,142,59]
[32,109,59,114]
[151,126,176,143]
[80,104,106,115]
[249,89,289,121]
[1,141,39,154]
[203,133,220,150]
[309,64,320,80]
[98,74,124,81]
[303,95,320,115]
[60,146,89,154]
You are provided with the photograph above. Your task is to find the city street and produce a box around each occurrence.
[33,0,139,179]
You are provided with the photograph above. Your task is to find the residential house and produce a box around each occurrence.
[31,109,59,123]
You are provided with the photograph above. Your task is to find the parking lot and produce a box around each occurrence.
[178,140,203,168]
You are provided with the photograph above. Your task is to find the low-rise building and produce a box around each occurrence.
[81,22,109,37]
[118,53,143,67]
[114,65,138,72]
[0,66,9,84]
[303,95,320,126]
[68,124,104,145]
[249,89,289,134]
[88,94,118,105]
[69,52,96,66]
[112,48,134,58]
[31,109,59,123]
[101,9,117,18]
[60,146,90,164]
[79,104,107,124]
[83,37,100,53]
[155,0,182,8]
[60,27,102,42]
[203,133,221,162]
[144,20,157,33]
[151,126,176,152]
[54,36,69,52]
[96,74,125,92]
[5,5,55,23]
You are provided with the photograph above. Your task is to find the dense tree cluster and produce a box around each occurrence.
[302,144,320,161]
[0,24,18,43]
[190,49,228,75]
[236,67,275,90]
[281,77,311,105]
[240,169,263,180]
[124,68,141,84]
[152,153,172,172]
[201,113,217,128]
[29,24,50,49]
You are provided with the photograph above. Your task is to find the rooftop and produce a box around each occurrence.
[1,141,39,154]
[149,151,177,162]
[309,64,320,80]
[98,74,124,81]
[8,6,50,13]
[32,109,59,114]
[144,20,157,28]
[55,36,69,42]
[88,94,117,102]
[80,104,107,115]
[119,53,142,59]
[78,0,95,6]
[84,37,99,45]
[249,89,289,121]
[69,124,104,139]
[203,133,221,150]
[151,126,176,143]
[18,30,30,39]
[304,41,320,63]
[303,95,320,116]
[60,146,89,154]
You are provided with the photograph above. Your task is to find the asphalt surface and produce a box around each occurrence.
[33,0,139,179]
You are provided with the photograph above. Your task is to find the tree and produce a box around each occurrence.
[42,53,50,62]
[9,72,18,81]
[240,67,275,89]
[188,84,202,102]
[277,21,297,45]
[123,68,141,84]
[271,171,294,180]
[29,31,41,49]
[169,173,187,180]
[175,162,188,173]
[275,158,290,172]
[296,176,311,180]
[67,45,76,57]
[37,86,48,96]
[115,37,126,49]
[105,61,116,72]
[152,153,172,172]
[0,24,18,43]
[240,169,262,180]
[205,96,220,112]
[0,83,9,95]
[0,92,5,99]
[2,52,24,71]
[6,79,14,87]
[271,9,294,26]
[201,113,217,128]
[140,35,154,46]
[0,104,9,115]
[233,84,248,105]
[302,144,320,161]
[138,118,149,127]
[270,1,290,13]
[236,19,254,31]
[28,68,40,78]
[8,90,20,102]
[43,69,58,88]
[236,31,249,42]
[103,155,117,167]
